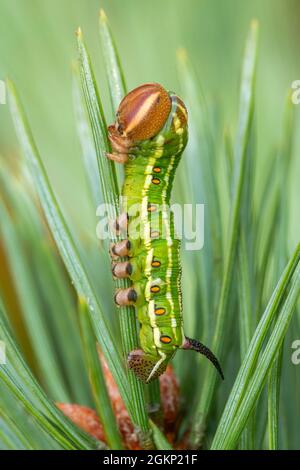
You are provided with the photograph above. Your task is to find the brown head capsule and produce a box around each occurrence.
[115,83,171,143]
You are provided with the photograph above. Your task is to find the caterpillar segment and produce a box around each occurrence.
[111,212,128,236]
[108,82,224,383]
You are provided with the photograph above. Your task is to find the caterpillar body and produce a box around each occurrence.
[107,83,223,383]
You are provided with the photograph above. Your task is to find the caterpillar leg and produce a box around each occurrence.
[114,287,137,306]
[106,151,128,164]
[182,337,224,380]
[127,349,168,383]
[107,124,131,164]
[110,213,128,235]
[110,239,131,259]
[112,261,132,279]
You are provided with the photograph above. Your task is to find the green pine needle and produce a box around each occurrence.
[1,10,299,451]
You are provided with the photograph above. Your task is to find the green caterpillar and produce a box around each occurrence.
[107,83,223,383]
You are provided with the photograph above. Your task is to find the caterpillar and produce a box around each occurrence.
[107,83,224,383]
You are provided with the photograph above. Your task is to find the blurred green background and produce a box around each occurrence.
[0,0,299,246]
[0,0,299,450]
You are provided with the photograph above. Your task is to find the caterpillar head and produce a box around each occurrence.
[108,83,188,159]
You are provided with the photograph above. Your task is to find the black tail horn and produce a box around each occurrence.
[182,337,224,380]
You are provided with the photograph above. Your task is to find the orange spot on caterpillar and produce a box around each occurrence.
[155,307,166,316]
[151,285,160,294]
[160,335,172,344]
[151,259,161,268]
[152,177,161,185]
[153,167,161,173]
